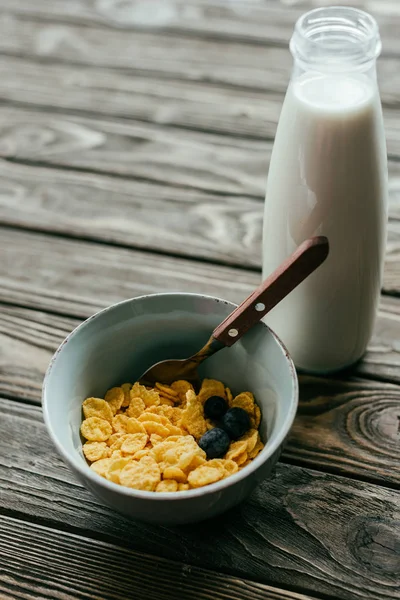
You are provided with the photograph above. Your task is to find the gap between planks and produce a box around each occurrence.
[0,513,323,600]
[0,397,399,600]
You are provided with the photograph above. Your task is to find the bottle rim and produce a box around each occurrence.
[290,6,382,71]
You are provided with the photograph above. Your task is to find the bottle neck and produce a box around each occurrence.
[290,7,381,79]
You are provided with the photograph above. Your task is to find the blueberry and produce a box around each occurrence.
[198,428,230,459]
[221,407,250,440]
[204,395,228,420]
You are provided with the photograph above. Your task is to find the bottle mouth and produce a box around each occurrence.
[290,6,381,71]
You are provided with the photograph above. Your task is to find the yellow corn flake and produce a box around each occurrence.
[107,432,124,447]
[239,429,259,453]
[119,456,161,491]
[234,451,248,466]
[188,465,224,488]
[133,448,150,460]
[154,436,205,472]
[197,379,226,404]
[112,414,130,434]
[83,441,110,462]
[225,440,248,461]
[106,457,133,483]
[207,458,238,478]
[126,418,147,435]
[226,387,233,405]
[141,421,171,437]
[156,479,179,492]
[82,398,113,423]
[150,433,164,446]
[81,417,112,442]
[81,377,264,492]
[121,383,132,407]
[248,438,264,460]
[253,404,261,429]
[170,380,194,403]
[231,392,255,416]
[121,433,148,455]
[138,412,169,426]
[159,397,175,407]
[180,390,208,439]
[109,433,130,451]
[105,387,125,414]
[90,458,112,477]
[220,459,239,476]
[131,382,160,407]
[110,449,123,459]
[163,466,187,483]
[126,396,146,419]
[156,382,178,399]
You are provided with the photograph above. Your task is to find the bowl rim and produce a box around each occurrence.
[42,292,299,501]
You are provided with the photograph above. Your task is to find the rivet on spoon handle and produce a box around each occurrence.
[212,236,329,347]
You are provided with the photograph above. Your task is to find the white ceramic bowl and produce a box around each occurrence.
[43,293,298,525]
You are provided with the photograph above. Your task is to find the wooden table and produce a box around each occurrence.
[0,1,399,599]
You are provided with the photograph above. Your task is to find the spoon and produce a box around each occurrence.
[139,236,329,388]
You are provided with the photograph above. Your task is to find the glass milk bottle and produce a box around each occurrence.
[262,7,388,373]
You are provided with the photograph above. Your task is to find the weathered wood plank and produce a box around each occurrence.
[1,299,399,485]
[0,227,259,317]
[0,107,400,205]
[0,515,318,600]
[1,0,400,50]
[290,375,400,485]
[0,398,398,600]
[0,106,271,197]
[0,13,399,104]
[0,226,399,320]
[0,159,265,268]
[1,57,400,151]
[0,159,399,272]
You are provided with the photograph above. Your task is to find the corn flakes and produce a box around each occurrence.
[198,379,226,404]
[121,383,132,407]
[106,457,132,483]
[81,417,112,442]
[82,398,113,423]
[105,387,124,415]
[81,376,264,492]
[121,433,148,455]
[119,456,161,491]
[170,380,194,403]
[156,479,179,493]
[180,390,208,439]
[163,466,187,483]
[188,465,224,488]
[126,396,146,418]
[90,457,112,477]
[83,441,110,462]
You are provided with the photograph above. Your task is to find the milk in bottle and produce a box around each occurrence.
[262,7,388,373]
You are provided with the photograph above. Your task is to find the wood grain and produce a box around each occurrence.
[0,159,399,272]
[0,515,318,600]
[0,106,400,204]
[0,55,400,150]
[1,301,399,486]
[0,397,399,600]
[290,376,400,486]
[0,226,399,320]
[1,0,400,51]
[0,12,399,104]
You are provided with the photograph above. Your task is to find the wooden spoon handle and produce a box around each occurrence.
[212,236,329,347]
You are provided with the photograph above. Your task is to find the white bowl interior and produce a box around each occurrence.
[44,294,297,477]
